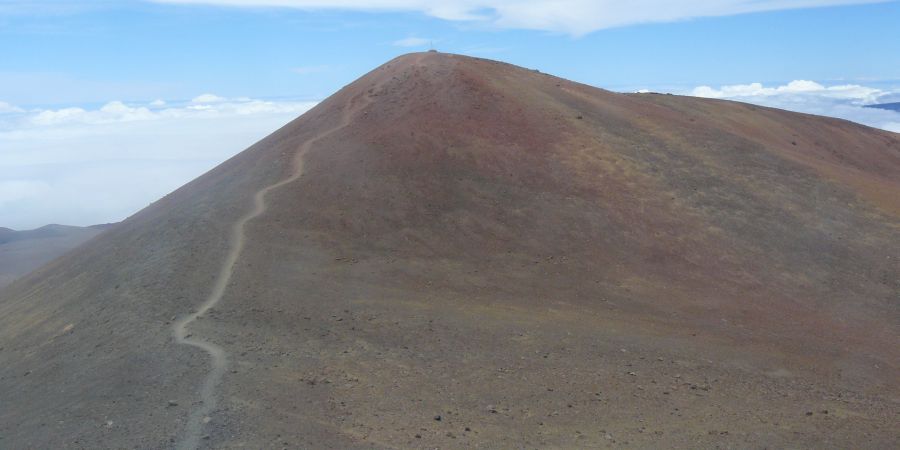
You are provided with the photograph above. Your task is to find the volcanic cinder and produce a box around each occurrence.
[1,53,898,449]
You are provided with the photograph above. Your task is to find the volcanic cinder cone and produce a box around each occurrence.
[1,53,898,449]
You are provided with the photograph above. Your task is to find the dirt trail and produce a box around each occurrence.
[171,82,381,449]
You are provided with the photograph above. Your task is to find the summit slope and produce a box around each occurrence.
[1,52,898,449]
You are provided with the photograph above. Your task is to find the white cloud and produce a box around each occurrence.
[26,101,158,127]
[148,0,887,35]
[0,95,317,229]
[0,101,24,113]
[393,36,430,47]
[687,79,900,133]
[691,80,884,104]
[191,93,227,103]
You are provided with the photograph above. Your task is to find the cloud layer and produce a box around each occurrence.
[0,96,316,229]
[688,80,900,133]
[0,101,24,114]
[150,0,887,35]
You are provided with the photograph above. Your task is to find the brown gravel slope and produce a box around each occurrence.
[1,52,898,449]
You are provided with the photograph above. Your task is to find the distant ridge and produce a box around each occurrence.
[865,101,900,112]
[0,223,114,287]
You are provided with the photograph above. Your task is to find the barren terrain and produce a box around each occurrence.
[1,52,898,449]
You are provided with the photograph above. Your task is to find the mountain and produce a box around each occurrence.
[0,224,113,288]
[866,102,900,112]
[1,53,898,449]
[0,227,13,243]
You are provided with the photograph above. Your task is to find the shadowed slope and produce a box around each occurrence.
[1,53,898,449]
[0,224,113,288]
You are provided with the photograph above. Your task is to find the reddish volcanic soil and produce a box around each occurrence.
[1,52,898,449]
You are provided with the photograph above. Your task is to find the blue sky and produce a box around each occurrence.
[1,0,899,228]
[2,0,899,105]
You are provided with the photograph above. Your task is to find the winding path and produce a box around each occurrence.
[171,89,373,450]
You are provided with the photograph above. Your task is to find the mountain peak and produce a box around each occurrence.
[2,54,898,449]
